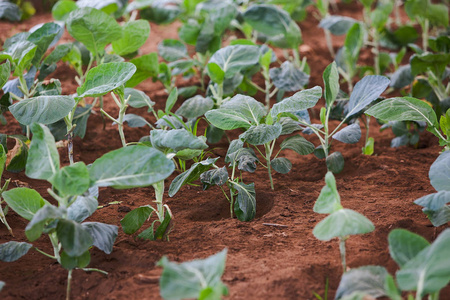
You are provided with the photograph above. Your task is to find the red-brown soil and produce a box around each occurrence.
[1,2,449,300]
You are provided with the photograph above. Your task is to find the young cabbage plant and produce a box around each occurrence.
[158,249,228,300]
[52,0,129,21]
[0,123,174,300]
[334,228,450,300]
[414,150,450,227]
[205,89,318,190]
[313,172,375,273]
[300,62,390,173]
[0,144,13,236]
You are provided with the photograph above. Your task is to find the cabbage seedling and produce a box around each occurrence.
[0,145,12,236]
[313,172,374,272]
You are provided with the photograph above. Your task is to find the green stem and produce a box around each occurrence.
[34,247,56,259]
[292,47,301,69]
[422,18,429,51]
[339,237,347,273]
[428,292,439,300]
[373,29,380,76]
[49,232,61,262]
[0,200,13,236]
[324,29,335,57]
[153,181,165,223]
[264,143,274,190]
[66,270,73,300]
[81,268,108,275]
[364,115,371,154]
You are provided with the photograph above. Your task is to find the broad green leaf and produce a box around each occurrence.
[221,94,266,124]
[333,123,361,144]
[0,2,22,21]
[112,20,150,56]
[68,186,99,223]
[319,15,357,35]
[335,266,389,299]
[388,229,430,268]
[280,135,314,155]
[90,145,175,189]
[326,151,345,174]
[396,228,450,295]
[269,61,309,92]
[76,0,123,14]
[206,124,224,144]
[3,188,47,221]
[27,22,63,66]
[9,95,75,125]
[205,109,252,130]
[0,61,11,90]
[279,117,302,135]
[66,7,122,56]
[415,191,450,210]
[6,41,37,76]
[56,219,93,257]
[240,123,282,145]
[0,144,5,178]
[243,4,292,36]
[410,53,450,78]
[200,167,228,190]
[422,206,450,227]
[227,148,259,173]
[429,151,450,192]
[175,95,214,119]
[77,62,136,98]
[120,205,154,235]
[362,137,374,155]
[52,0,78,21]
[313,171,343,214]
[208,45,260,79]
[198,0,237,35]
[60,250,90,270]
[158,249,228,300]
[323,61,339,107]
[207,62,225,85]
[343,22,364,70]
[158,39,188,62]
[0,281,3,291]
[270,157,292,174]
[82,222,118,254]
[48,162,90,197]
[140,1,181,25]
[271,86,322,119]
[26,123,60,180]
[313,208,374,241]
[365,97,438,128]
[169,158,218,197]
[165,88,178,113]
[125,88,155,109]
[0,242,32,262]
[345,75,390,119]
[389,65,413,90]
[151,129,208,152]
[176,149,202,161]
[232,182,256,221]
[120,114,149,128]
[25,205,66,241]
[5,136,28,173]
[47,104,91,141]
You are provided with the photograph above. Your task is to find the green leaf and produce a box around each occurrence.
[66,7,122,56]
[0,61,11,90]
[335,266,389,299]
[60,250,90,270]
[82,222,118,254]
[112,20,150,56]
[205,109,252,130]
[200,167,228,190]
[207,62,225,85]
[125,88,155,109]
[388,229,430,268]
[0,241,33,262]
[27,23,63,66]
[0,2,22,21]
[319,15,357,35]
[365,97,438,128]
[52,0,78,21]
[232,182,256,221]
[415,191,450,210]
[429,151,450,192]
[362,137,374,155]
[169,158,218,197]
[396,228,450,296]
[67,186,99,223]
[165,88,178,113]
[313,208,374,241]
[2,188,47,221]
[240,123,282,145]
[48,162,90,197]
[227,148,259,173]
[90,145,174,189]
[243,4,294,37]
[77,62,136,98]
[269,61,309,92]
[270,86,322,119]
[326,151,344,174]
[176,95,214,119]
[221,94,266,124]
[7,41,37,76]
[26,123,60,180]
[56,219,93,257]
[25,205,66,241]
[9,95,75,125]
[313,171,343,214]
[0,281,4,291]
[158,249,228,300]
[120,205,154,235]
[343,22,364,71]
[280,135,315,155]
[422,206,450,227]
[208,45,260,79]
[271,157,292,174]
[323,61,340,107]
[333,123,361,144]
[410,53,450,78]
[5,136,28,173]
[0,144,6,178]
[151,129,208,152]
[346,75,390,119]
[158,39,188,62]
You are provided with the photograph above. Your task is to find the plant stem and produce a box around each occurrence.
[324,29,335,57]
[292,47,301,69]
[34,247,56,259]
[81,268,108,275]
[339,237,347,273]
[264,143,274,190]
[49,232,61,262]
[364,115,371,154]
[372,29,380,76]
[0,201,13,236]
[422,19,429,52]
[66,270,73,300]
[153,180,165,223]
